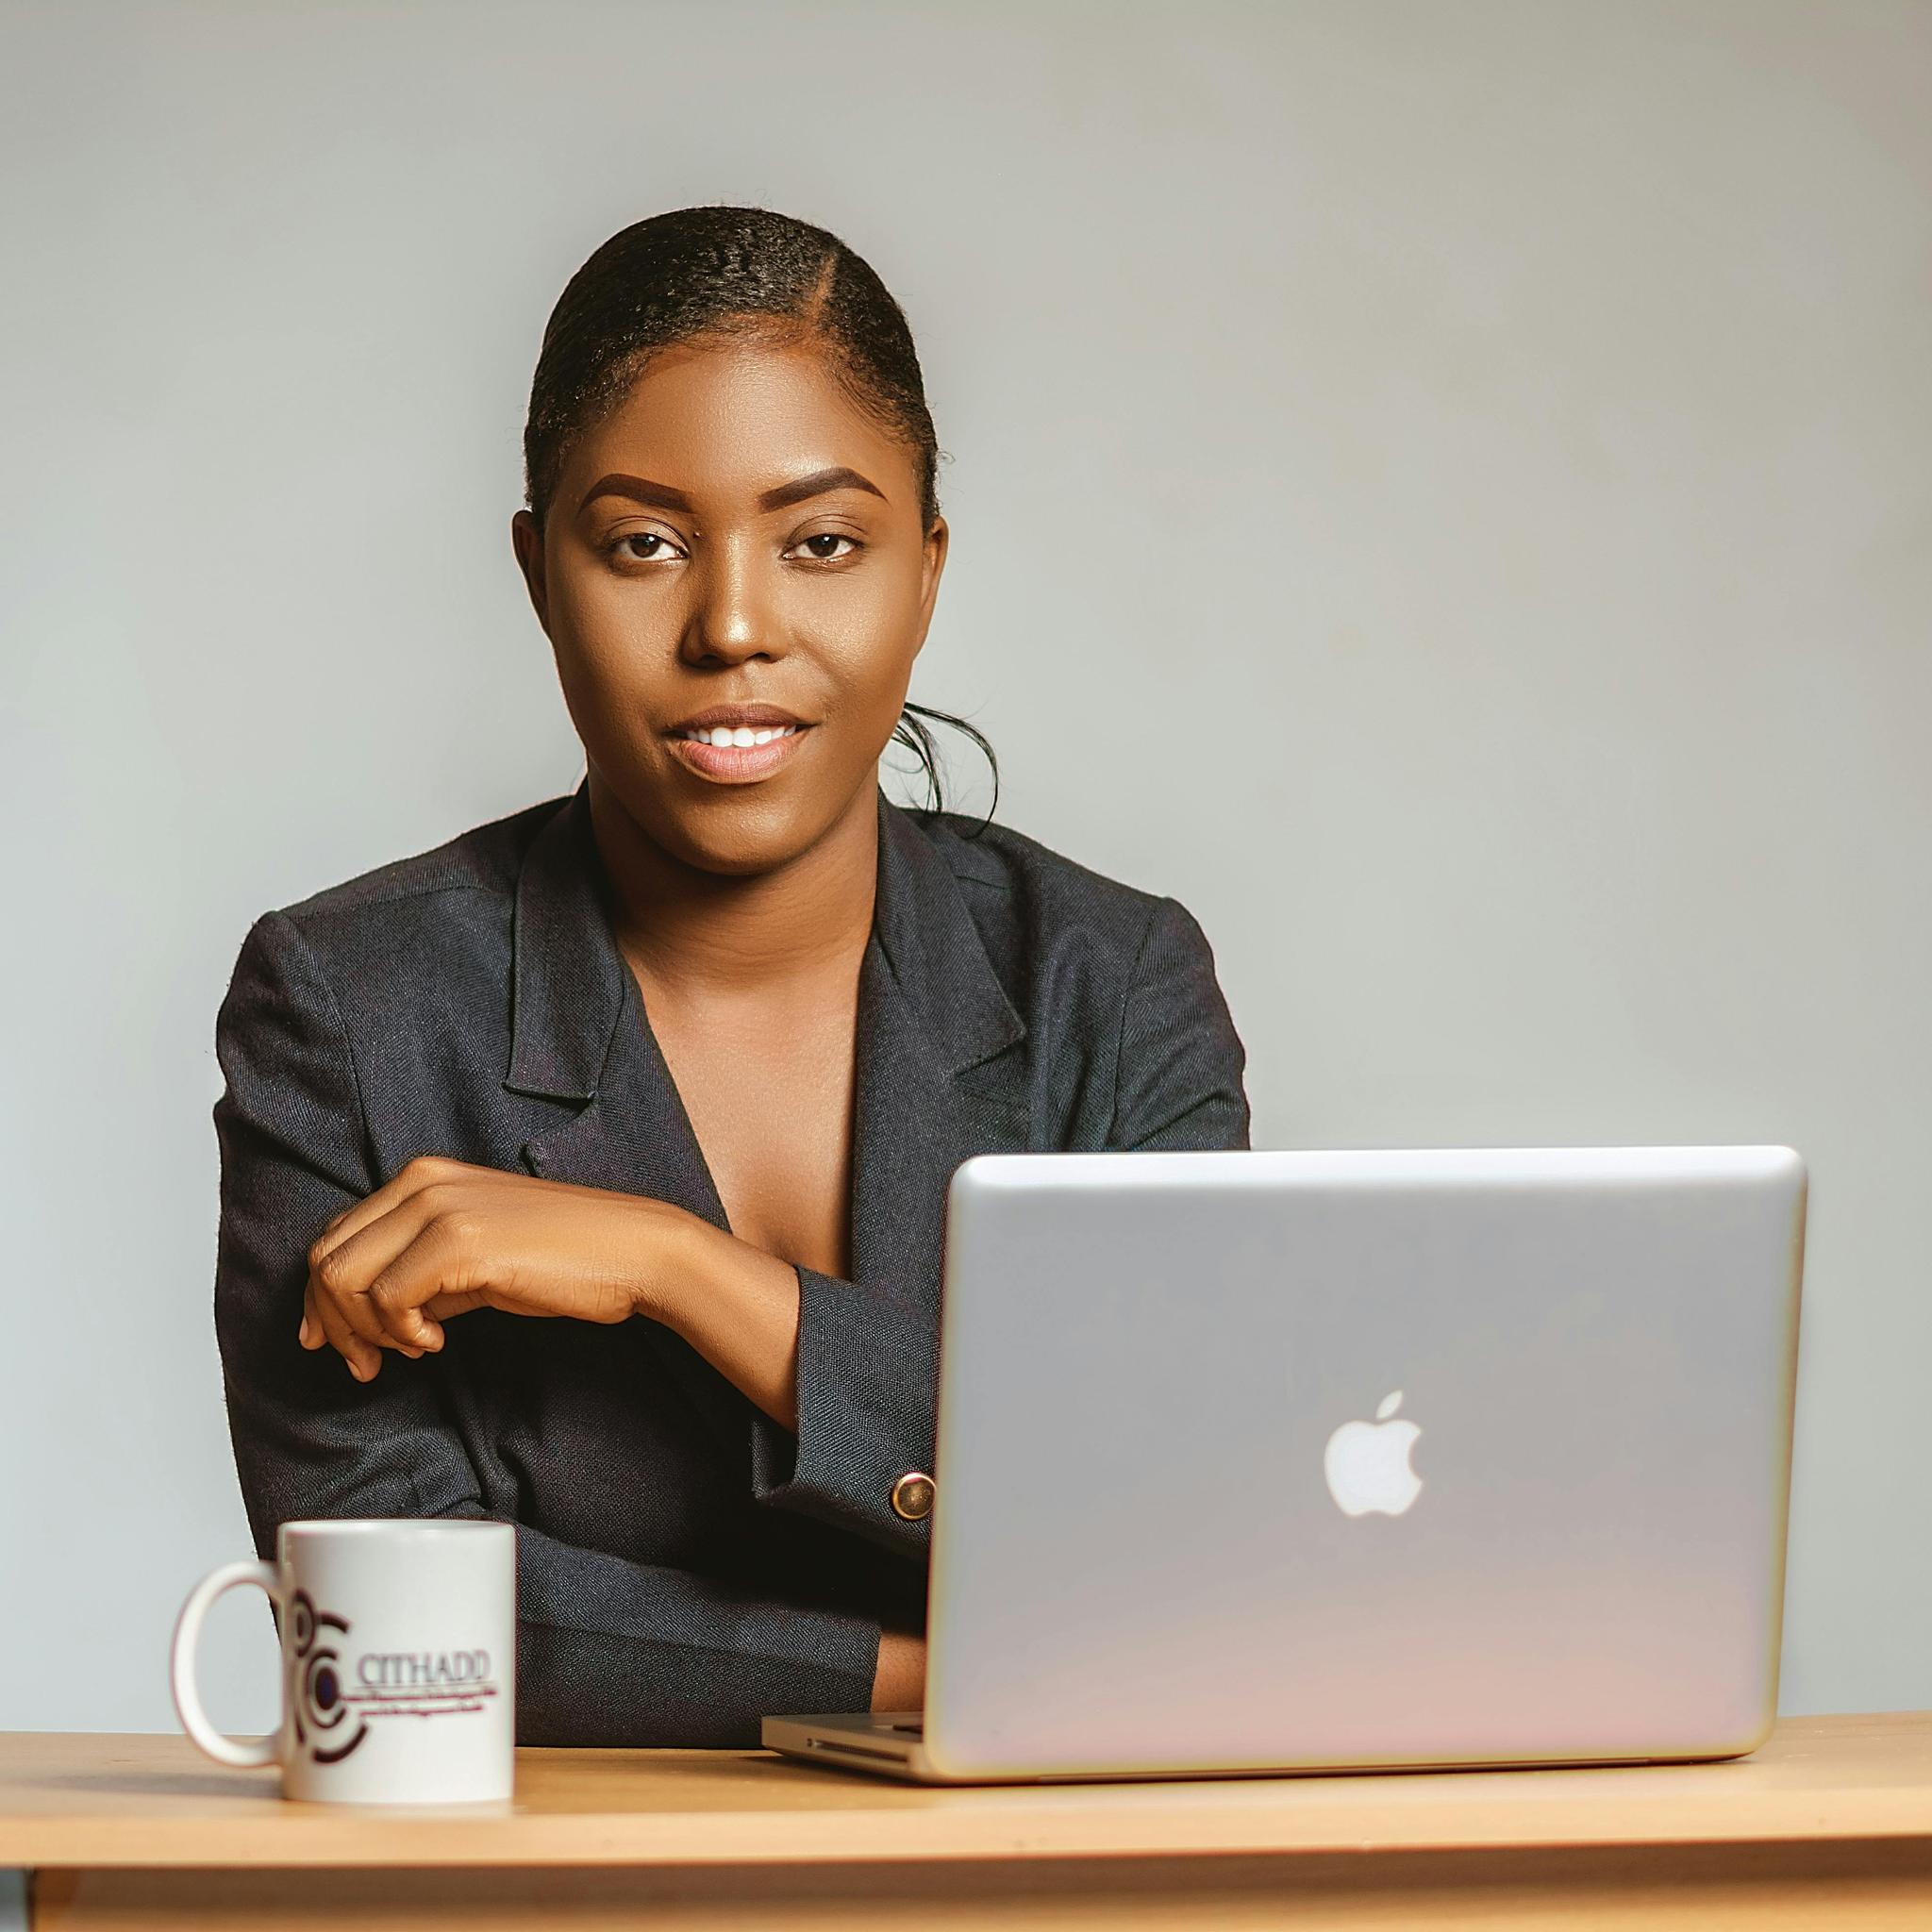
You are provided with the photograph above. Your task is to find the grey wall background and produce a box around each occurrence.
[2,0,1926,1738]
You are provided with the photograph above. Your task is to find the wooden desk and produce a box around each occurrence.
[3,1713,1930,1928]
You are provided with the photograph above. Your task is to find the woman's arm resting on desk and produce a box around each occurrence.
[214,910,888,1744]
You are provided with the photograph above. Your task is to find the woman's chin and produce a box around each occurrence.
[592,744,877,880]
[652,792,847,880]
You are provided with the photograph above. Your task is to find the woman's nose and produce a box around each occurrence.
[681,541,783,667]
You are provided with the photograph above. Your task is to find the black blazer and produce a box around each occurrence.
[212,775,1250,1747]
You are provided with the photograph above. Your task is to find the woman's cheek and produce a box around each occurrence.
[832,641,921,758]
[552,612,669,735]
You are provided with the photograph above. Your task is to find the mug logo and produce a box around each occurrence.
[288,1585,504,1767]
[290,1587,367,1764]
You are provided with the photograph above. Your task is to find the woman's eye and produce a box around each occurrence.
[795,532,861,562]
[609,532,682,563]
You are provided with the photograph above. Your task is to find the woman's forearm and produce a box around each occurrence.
[630,1209,805,1434]
[294,1177,811,1438]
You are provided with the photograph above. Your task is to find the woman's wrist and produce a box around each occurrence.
[624,1199,793,1327]
[622,1204,808,1432]
[620,1197,717,1327]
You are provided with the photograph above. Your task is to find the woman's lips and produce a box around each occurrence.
[668,724,812,783]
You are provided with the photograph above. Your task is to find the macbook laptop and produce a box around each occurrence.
[762,1144,1807,1784]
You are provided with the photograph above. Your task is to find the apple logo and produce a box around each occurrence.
[1323,1390,1424,1517]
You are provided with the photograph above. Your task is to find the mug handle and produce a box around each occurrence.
[170,1559,285,1769]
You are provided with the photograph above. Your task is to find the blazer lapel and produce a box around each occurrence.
[846,794,1030,1302]
[503,780,741,1451]
[502,776,1028,1458]
[506,781,717,1214]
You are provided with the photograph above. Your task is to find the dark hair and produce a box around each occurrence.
[524,204,996,831]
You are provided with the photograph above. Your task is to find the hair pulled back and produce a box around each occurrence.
[524,205,995,826]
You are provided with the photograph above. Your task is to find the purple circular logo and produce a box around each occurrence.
[290,1587,368,1764]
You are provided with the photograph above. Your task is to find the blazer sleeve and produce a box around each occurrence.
[212,910,882,1747]
[1106,894,1252,1153]
[746,891,1251,1557]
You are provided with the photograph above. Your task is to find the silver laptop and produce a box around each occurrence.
[762,1145,1807,1784]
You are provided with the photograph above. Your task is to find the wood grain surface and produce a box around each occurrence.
[2,1711,1928,1869]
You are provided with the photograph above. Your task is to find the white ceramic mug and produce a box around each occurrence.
[170,1518,517,1803]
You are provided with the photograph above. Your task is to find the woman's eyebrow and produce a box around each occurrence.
[576,466,887,516]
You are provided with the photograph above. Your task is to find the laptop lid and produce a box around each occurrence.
[923,1145,1806,1781]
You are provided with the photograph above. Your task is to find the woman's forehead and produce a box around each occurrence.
[564,341,915,508]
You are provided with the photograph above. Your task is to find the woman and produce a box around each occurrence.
[212,205,1250,1749]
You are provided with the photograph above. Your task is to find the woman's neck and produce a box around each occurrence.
[585,772,879,1000]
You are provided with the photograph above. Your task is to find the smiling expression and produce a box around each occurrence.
[512,336,949,876]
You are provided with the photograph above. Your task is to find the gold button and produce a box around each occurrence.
[891,1471,935,1521]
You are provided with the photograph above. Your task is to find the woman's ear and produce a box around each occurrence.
[510,508,552,637]
[912,515,949,658]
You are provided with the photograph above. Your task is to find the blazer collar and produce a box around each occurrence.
[869,789,1028,1078]
[504,775,1024,1107]
[501,778,620,1106]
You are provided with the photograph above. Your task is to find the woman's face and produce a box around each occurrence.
[511,337,947,876]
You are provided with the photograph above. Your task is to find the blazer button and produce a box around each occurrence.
[891,1471,935,1521]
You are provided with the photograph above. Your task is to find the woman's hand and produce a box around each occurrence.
[871,1627,927,1712]
[301,1154,694,1382]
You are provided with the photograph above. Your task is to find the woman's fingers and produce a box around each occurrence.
[363,1218,482,1349]
[308,1279,382,1381]
[301,1284,421,1380]
[303,1159,571,1374]
[309,1194,444,1359]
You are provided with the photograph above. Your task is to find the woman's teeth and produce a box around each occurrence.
[676,724,800,747]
